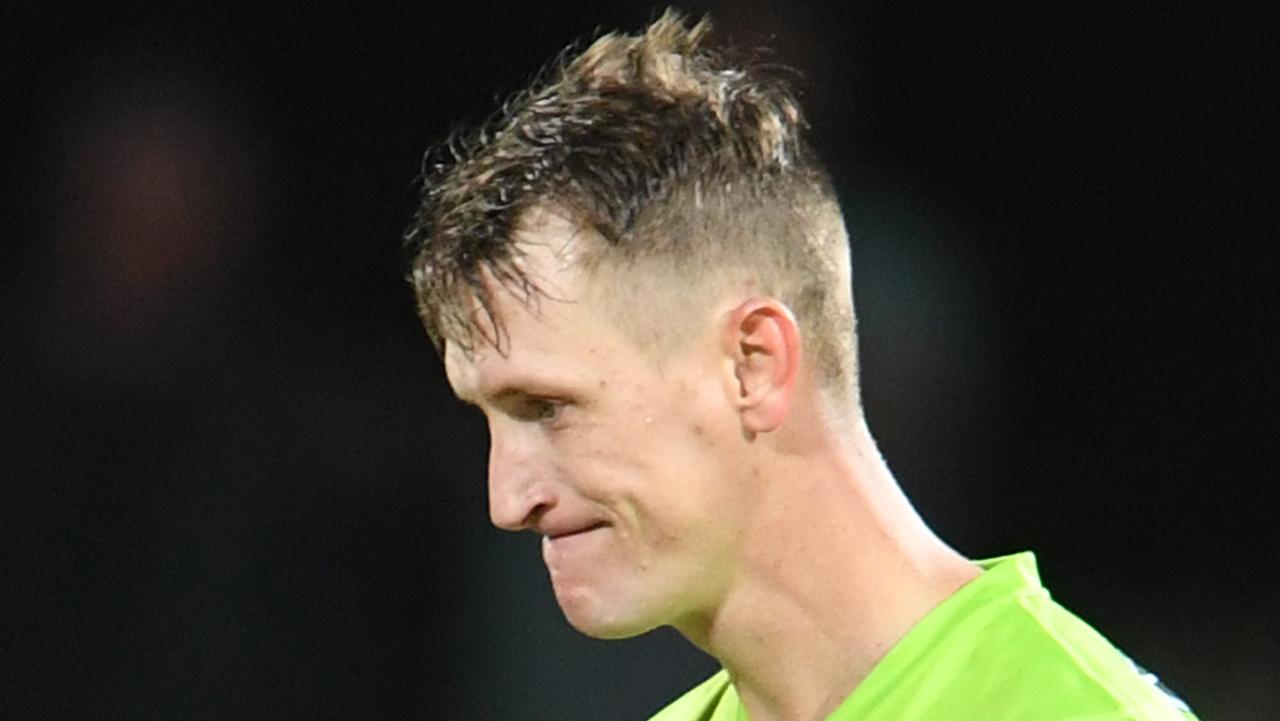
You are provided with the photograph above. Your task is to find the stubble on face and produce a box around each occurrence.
[441,209,753,640]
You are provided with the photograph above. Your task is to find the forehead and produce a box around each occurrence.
[441,209,618,400]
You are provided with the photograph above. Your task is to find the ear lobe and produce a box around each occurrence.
[723,298,801,434]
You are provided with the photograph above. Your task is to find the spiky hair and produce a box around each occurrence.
[407,9,856,393]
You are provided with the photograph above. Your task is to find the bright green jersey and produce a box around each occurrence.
[649,553,1197,721]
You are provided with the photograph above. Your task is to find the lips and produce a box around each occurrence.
[542,520,609,570]
[545,521,609,541]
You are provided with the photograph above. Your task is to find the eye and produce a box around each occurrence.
[514,396,565,424]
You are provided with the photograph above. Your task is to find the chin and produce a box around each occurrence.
[563,610,657,640]
[554,585,661,640]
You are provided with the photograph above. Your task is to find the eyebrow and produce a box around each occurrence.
[454,379,560,408]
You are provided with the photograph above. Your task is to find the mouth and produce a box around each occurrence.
[546,521,609,541]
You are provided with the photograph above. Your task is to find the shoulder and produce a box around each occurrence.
[969,601,1196,720]
[647,669,734,721]
[840,553,1198,721]
[938,555,1198,721]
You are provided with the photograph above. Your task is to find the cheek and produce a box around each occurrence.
[569,370,737,538]
[633,426,733,544]
[556,415,689,533]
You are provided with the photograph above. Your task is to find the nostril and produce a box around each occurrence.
[524,500,553,532]
[488,478,555,533]
[488,492,528,532]
[486,430,554,531]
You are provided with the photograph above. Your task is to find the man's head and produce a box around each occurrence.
[407,9,858,403]
[406,11,862,639]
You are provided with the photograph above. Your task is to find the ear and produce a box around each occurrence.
[721,298,802,435]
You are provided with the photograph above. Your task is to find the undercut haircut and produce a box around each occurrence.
[407,8,859,398]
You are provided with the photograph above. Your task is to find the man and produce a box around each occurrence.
[405,10,1198,721]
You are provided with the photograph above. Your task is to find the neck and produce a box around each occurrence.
[673,417,979,721]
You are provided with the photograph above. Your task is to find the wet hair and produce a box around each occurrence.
[407,8,857,397]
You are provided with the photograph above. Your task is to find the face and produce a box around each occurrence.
[443,213,751,639]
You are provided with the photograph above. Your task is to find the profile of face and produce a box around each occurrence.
[443,212,760,640]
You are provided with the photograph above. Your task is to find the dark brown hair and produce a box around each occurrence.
[407,9,857,395]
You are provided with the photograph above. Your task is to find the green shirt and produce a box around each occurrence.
[649,553,1197,721]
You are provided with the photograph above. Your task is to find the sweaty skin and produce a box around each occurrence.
[445,208,978,721]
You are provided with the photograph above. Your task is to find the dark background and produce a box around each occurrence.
[2,2,1274,719]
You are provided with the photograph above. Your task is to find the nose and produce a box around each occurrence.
[487,425,552,532]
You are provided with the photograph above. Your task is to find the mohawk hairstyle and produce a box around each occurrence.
[407,8,857,394]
